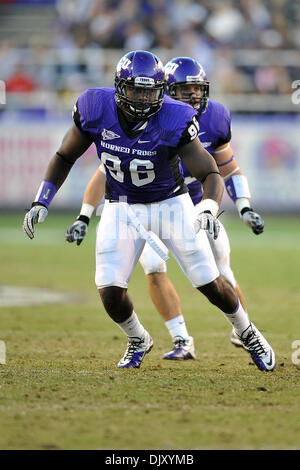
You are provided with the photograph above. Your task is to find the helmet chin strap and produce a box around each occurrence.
[121,107,141,123]
[189,95,201,108]
[121,108,149,128]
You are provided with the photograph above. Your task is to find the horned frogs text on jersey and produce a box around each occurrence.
[73,87,199,204]
[181,100,232,205]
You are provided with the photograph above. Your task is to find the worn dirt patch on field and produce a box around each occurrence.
[0,285,81,307]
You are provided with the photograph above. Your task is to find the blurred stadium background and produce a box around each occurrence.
[0,0,300,213]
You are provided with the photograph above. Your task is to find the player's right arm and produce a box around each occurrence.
[180,137,223,239]
[65,166,106,246]
[212,103,264,235]
[214,142,264,235]
[23,124,92,239]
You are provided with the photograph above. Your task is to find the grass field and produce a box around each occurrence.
[0,211,300,450]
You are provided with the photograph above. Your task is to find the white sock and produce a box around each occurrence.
[223,299,251,336]
[117,311,145,339]
[165,315,189,340]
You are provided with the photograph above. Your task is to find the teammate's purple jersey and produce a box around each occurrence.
[181,100,231,205]
[73,87,198,203]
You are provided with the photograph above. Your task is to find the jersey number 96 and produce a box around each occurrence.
[101,152,155,187]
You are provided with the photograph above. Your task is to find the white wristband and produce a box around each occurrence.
[235,198,251,216]
[80,203,95,218]
[197,199,219,217]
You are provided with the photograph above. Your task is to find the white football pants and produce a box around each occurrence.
[139,202,237,288]
[95,194,219,289]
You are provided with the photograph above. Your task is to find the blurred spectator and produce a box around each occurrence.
[55,0,94,26]
[148,12,172,49]
[173,30,215,78]
[0,40,23,80]
[5,65,36,92]
[254,65,292,94]
[123,22,153,51]
[170,0,207,32]
[88,1,117,47]
[204,2,245,44]
[241,0,271,29]
[212,47,253,94]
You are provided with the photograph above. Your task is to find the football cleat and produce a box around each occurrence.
[235,323,276,372]
[117,331,153,368]
[162,336,195,360]
[230,329,243,348]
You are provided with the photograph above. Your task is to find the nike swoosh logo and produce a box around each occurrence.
[266,350,274,367]
[199,131,206,136]
[138,140,151,144]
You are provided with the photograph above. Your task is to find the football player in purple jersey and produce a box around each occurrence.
[66,56,270,366]
[162,57,265,353]
[23,50,275,371]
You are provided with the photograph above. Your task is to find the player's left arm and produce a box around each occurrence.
[65,166,106,246]
[180,137,223,239]
[213,142,264,235]
[23,124,92,239]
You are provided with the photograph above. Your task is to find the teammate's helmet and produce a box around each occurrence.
[165,57,209,113]
[115,50,165,119]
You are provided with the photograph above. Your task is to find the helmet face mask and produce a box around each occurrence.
[115,50,165,120]
[165,57,210,113]
[170,83,209,111]
[116,79,165,119]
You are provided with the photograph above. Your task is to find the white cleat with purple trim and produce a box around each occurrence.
[163,336,195,360]
[235,323,276,372]
[117,331,153,369]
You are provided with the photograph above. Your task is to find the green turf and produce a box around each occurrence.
[0,211,300,449]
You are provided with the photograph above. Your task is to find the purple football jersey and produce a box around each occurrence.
[180,100,231,205]
[73,88,198,203]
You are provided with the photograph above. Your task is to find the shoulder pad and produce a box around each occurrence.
[158,96,197,147]
[76,88,114,133]
[207,100,231,144]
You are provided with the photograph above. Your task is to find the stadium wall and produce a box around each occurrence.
[0,114,299,212]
